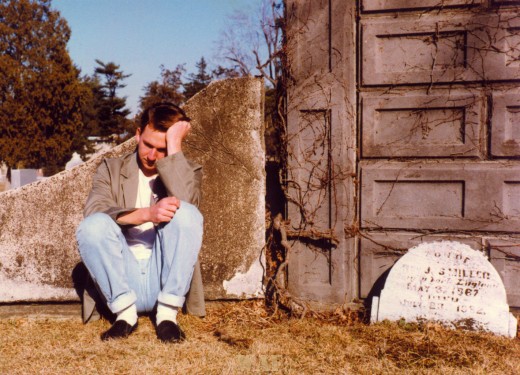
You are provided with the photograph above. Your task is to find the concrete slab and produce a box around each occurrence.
[0,303,81,321]
[0,77,265,303]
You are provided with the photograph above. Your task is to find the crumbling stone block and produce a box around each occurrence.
[0,77,265,303]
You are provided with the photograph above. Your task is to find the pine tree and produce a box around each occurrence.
[92,60,131,139]
[140,64,185,110]
[0,0,88,175]
[183,57,212,100]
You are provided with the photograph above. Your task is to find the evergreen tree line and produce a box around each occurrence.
[0,0,241,175]
[0,0,283,176]
[84,56,231,141]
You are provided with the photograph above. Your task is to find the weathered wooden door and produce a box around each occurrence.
[286,0,520,308]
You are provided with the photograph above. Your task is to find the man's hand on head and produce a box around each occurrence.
[166,121,191,155]
[148,196,181,224]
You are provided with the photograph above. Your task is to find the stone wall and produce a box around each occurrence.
[0,77,265,303]
[285,0,520,310]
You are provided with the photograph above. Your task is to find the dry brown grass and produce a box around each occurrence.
[0,300,518,375]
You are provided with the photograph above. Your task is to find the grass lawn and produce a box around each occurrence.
[0,300,518,374]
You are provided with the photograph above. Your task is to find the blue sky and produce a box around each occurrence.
[51,0,258,115]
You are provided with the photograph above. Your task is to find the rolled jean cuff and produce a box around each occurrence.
[109,290,137,314]
[158,291,185,308]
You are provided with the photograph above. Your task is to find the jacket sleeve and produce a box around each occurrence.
[156,151,202,207]
[83,160,134,220]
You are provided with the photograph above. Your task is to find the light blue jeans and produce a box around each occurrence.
[76,202,203,314]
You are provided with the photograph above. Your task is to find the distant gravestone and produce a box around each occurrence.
[371,241,518,338]
[10,169,38,189]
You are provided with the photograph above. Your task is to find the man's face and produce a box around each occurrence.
[135,125,167,176]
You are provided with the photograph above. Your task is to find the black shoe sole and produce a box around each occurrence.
[101,320,138,341]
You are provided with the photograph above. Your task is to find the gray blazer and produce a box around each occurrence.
[82,151,206,322]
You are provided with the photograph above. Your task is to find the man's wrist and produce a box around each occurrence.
[143,207,152,223]
[117,207,151,225]
[167,141,182,155]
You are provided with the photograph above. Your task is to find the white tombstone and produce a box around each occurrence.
[10,169,38,189]
[371,241,518,338]
[65,152,84,170]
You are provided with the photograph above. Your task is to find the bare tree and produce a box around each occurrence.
[213,0,284,85]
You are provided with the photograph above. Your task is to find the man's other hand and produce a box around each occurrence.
[148,197,181,224]
[166,121,191,155]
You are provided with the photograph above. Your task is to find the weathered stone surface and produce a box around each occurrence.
[361,161,520,232]
[487,238,520,308]
[361,13,520,86]
[359,232,484,299]
[284,0,520,311]
[286,0,358,305]
[371,241,518,337]
[182,77,266,298]
[0,77,265,303]
[491,90,520,157]
[361,0,484,11]
[361,90,482,158]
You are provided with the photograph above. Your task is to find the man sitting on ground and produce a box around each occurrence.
[76,102,203,343]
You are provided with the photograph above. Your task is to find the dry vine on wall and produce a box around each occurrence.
[266,1,520,316]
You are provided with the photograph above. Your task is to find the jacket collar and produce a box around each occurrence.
[120,152,139,208]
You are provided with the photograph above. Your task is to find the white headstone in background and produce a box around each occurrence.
[371,241,517,338]
[65,152,83,170]
[10,169,38,189]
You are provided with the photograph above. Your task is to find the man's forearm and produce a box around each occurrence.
[167,140,182,155]
[156,153,202,207]
[116,208,151,226]
[117,197,180,225]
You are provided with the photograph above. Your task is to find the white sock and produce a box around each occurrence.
[156,302,178,325]
[116,304,138,326]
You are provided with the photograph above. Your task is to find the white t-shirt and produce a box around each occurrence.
[126,170,157,260]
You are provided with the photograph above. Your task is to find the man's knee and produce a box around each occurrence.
[171,202,203,229]
[76,212,119,243]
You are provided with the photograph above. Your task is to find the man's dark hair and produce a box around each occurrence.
[139,102,190,132]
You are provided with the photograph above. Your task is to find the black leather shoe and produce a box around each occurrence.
[101,320,137,341]
[156,320,186,343]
